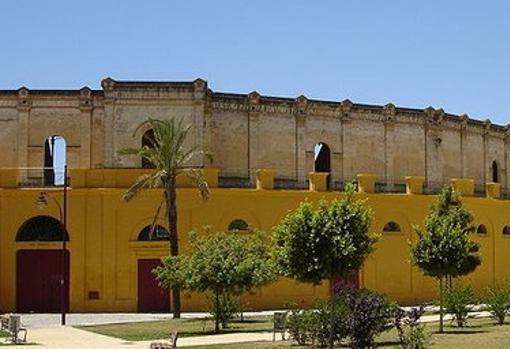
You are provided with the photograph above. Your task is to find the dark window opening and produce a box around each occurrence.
[476,224,488,235]
[492,161,499,183]
[228,219,249,232]
[43,135,67,186]
[383,221,401,233]
[502,226,510,235]
[141,129,156,169]
[138,225,170,241]
[313,142,331,173]
[313,142,331,189]
[16,215,69,241]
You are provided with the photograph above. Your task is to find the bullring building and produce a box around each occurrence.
[0,78,509,313]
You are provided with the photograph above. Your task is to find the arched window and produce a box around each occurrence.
[492,161,499,183]
[502,226,510,235]
[16,215,69,241]
[313,142,331,173]
[141,129,156,169]
[383,221,401,233]
[43,135,67,186]
[137,225,170,241]
[228,219,249,232]
[476,224,488,235]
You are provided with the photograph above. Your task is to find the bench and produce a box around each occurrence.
[149,331,179,349]
[0,315,28,344]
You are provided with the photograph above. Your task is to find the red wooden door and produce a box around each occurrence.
[137,259,170,313]
[332,271,360,295]
[16,249,70,313]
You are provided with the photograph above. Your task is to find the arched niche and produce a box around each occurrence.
[16,215,69,241]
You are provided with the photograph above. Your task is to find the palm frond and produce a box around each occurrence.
[186,169,210,200]
[148,200,165,239]
[122,173,161,202]
[119,117,212,202]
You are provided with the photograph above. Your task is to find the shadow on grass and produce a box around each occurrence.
[375,340,403,347]
[179,328,272,337]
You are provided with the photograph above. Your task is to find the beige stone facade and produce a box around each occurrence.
[0,78,507,191]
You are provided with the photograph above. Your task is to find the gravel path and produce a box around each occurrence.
[9,311,279,329]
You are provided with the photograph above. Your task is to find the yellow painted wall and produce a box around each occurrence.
[1,174,510,312]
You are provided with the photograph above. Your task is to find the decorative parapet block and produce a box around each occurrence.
[175,168,219,188]
[0,169,18,188]
[69,169,86,188]
[203,168,219,188]
[85,169,105,188]
[309,172,329,192]
[256,169,275,190]
[486,182,501,199]
[450,178,474,196]
[69,168,219,188]
[406,176,425,195]
[357,174,376,194]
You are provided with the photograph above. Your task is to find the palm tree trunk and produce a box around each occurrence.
[166,177,181,318]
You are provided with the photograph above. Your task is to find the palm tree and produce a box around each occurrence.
[119,118,211,318]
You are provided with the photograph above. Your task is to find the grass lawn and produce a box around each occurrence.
[78,316,274,341]
[189,318,510,348]
[80,316,510,348]
[0,331,8,338]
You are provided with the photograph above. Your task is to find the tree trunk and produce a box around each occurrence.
[165,176,181,319]
[439,276,444,333]
[328,277,335,349]
[214,291,220,334]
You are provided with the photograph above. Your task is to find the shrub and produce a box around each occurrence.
[310,298,348,347]
[287,308,315,346]
[394,306,429,349]
[444,284,474,327]
[345,289,396,349]
[483,284,510,325]
[287,299,348,347]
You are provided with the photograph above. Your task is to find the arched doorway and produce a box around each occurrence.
[16,216,69,313]
[313,142,331,188]
[141,129,156,169]
[137,225,170,312]
[492,161,499,183]
[43,135,67,186]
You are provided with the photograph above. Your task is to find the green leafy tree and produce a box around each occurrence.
[119,118,211,318]
[155,229,275,333]
[410,185,481,332]
[273,184,377,348]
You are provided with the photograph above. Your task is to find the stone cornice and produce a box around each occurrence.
[0,78,507,136]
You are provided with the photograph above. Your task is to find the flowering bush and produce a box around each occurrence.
[394,306,429,349]
[344,288,396,349]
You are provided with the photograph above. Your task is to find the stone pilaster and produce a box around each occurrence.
[482,119,491,184]
[424,107,444,188]
[340,99,352,181]
[459,114,469,178]
[101,78,116,168]
[294,95,308,183]
[79,87,93,169]
[16,87,31,180]
[504,126,510,193]
[383,103,396,187]
[247,92,260,183]
[192,79,207,167]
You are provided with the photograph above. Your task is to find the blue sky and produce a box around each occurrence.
[1,1,509,124]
